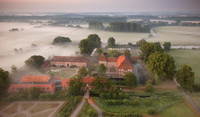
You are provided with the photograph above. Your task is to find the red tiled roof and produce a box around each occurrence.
[20,76,51,83]
[99,53,107,61]
[107,57,117,62]
[116,55,126,67]
[82,77,95,83]
[61,79,71,87]
[51,56,88,62]
[118,59,133,70]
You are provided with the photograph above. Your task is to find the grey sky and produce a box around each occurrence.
[0,0,200,13]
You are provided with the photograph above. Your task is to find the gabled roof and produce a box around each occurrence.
[107,57,118,62]
[51,56,88,62]
[20,76,51,83]
[117,55,133,70]
[99,53,107,61]
[116,55,126,68]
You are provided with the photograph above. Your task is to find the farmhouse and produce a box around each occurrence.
[8,76,56,93]
[50,56,88,67]
[99,53,134,77]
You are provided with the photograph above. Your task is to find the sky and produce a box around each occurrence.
[0,0,200,13]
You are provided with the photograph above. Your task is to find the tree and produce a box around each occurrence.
[176,65,194,90]
[123,50,131,60]
[140,42,163,62]
[25,55,45,69]
[67,76,84,96]
[163,42,171,52]
[78,67,88,77]
[147,52,176,81]
[89,21,104,30]
[107,37,115,48]
[136,39,147,47]
[11,65,17,73]
[29,87,41,99]
[124,72,137,87]
[98,64,107,76]
[52,36,72,45]
[87,34,102,48]
[97,49,103,57]
[108,50,122,57]
[0,68,10,98]
[144,80,154,93]
[79,39,93,55]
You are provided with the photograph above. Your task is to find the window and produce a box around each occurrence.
[43,87,45,90]
[66,82,68,84]
[47,87,49,90]
[12,87,15,90]
[17,87,19,90]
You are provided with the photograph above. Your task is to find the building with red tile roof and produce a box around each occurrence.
[99,53,134,77]
[61,77,95,90]
[8,76,56,93]
[50,56,88,68]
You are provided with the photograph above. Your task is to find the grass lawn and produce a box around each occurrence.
[21,103,34,111]
[156,102,196,117]
[0,101,11,111]
[50,68,76,79]
[78,101,98,117]
[102,48,139,56]
[30,103,59,114]
[3,103,18,115]
[169,49,200,85]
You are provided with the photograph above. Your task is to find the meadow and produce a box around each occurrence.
[149,26,200,46]
[169,49,200,85]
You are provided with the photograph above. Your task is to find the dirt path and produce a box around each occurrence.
[88,98,102,117]
[70,90,89,117]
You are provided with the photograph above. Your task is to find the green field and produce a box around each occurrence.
[149,26,200,45]
[156,102,196,117]
[169,49,200,85]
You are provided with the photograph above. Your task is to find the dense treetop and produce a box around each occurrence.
[53,36,72,45]
[25,55,45,69]
[0,68,10,98]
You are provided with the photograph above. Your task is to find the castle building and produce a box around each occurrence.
[99,53,134,77]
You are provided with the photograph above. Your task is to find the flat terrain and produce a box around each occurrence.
[169,49,200,85]
[0,101,65,117]
[49,68,77,79]
[149,26,200,45]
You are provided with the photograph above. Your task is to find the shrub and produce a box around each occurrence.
[143,100,152,106]
[39,93,46,100]
[8,95,17,101]
[133,99,140,106]
[148,107,156,115]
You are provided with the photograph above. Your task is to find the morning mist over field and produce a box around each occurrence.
[0,0,200,117]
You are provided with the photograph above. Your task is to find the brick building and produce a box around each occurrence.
[8,76,56,93]
[50,56,88,68]
[99,53,134,77]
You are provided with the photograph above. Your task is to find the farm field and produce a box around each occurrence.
[149,26,200,45]
[169,49,200,85]
[0,101,65,117]
[93,92,184,116]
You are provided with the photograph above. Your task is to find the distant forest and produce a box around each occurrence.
[89,21,150,33]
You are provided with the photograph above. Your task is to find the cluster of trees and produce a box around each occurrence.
[79,34,102,55]
[108,22,150,32]
[0,68,10,98]
[140,41,194,90]
[52,36,72,45]
[25,55,45,69]
[107,37,116,48]
[108,50,122,57]
[105,98,140,106]
[89,21,104,30]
